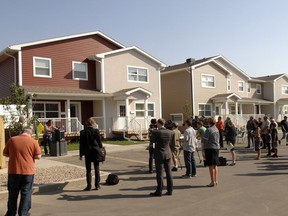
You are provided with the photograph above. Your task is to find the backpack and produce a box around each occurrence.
[105,174,119,185]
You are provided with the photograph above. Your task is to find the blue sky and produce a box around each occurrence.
[1,0,288,77]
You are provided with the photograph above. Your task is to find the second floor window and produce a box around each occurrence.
[33,57,52,78]
[73,62,88,80]
[282,86,288,95]
[238,81,244,92]
[247,83,251,93]
[227,79,231,91]
[201,74,215,88]
[256,84,262,94]
[128,67,148,82]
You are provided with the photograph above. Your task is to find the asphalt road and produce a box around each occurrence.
[1,142,288,216]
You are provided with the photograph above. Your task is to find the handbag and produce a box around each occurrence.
[95,146,106,162]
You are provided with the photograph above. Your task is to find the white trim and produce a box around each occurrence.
[101,58,105,92]
[18,51,22,85]
[158,67,162,118]
[72,61,88,81]
[127,65,149,83]
[32,101,61,118]
[8,31,125,51]
[33,57,52,78]
[201,73,215,88]
[135,101,156,118]
[125,87,152,96]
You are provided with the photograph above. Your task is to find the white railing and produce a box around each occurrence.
[222,114,265,131]
[38,117,83,134]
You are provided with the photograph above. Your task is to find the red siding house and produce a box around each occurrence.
[0,31,165,139]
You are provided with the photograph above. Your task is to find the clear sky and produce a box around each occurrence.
[1,0,288,77]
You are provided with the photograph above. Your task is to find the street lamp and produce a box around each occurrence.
[186,58,196,119]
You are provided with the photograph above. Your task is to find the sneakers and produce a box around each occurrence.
[181,175,191,179]
[171,167,178,172]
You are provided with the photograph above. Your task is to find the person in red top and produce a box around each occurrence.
[216,116,224,148]
[3,126,41,216]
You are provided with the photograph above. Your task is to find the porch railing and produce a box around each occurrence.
[222,114,265,130]
[38,117,83,134]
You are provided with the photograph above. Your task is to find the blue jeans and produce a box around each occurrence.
[6,174,34,216]
[183,151,196,176]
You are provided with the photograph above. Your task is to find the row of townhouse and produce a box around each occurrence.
[0,31,287,138]
[161,56,288,128]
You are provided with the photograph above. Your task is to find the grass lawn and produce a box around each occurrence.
[66,140,147,151]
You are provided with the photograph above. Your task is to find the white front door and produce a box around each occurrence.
[116,102,126,130]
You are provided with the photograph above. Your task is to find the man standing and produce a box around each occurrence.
[216,116,224,148]
[3,126,41,216]
[280,116,288,145]
[246,116,255,148]
[260,116,270,151]
[170,122,181,171]
[150,118,173,196]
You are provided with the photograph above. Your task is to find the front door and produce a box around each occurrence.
[116,102,126,130]
[70,102,81,122]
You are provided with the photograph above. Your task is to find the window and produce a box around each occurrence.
[282,85,288,95]
[170,113,183,125]
[229,104,240,114]
[128,66,148,82]
[119,105,126,117]
[201,74,215,88]
[33,57,52,77]
[135,102,155,117]
[256,84,262,94]
[198,104,212,116]
[227,79,231,91]
[148,103,155,117]
[247,83,251,93]
[73,61,88,80]
[238,81,244,92]
[33,102,60,118]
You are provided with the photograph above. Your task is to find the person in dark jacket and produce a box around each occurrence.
[149,118,173,196]
[79,117,103,191]
[225,119,237,165]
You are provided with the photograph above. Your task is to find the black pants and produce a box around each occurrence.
[43,135,51,155]
[84,156,100,189]
[219,130,224,148]
[149,146,155,172]
[155,158,173,194]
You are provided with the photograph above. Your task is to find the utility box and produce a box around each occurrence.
[50,140,67,156]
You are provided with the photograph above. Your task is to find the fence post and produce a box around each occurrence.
[0,115,6,169]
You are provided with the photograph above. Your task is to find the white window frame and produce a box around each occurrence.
[227,79,231,91]
[32,102,60,118]
[135,102,155,118]
[170,113,183,125]
[238,81,244,92]
[282,85,288,95]
[72,61,88,80]
[201,74,215,88]
[256,84,262,95]
[33,57,52,78]
[247,83,251,93]
[127,66,149,83]
[198,103,212,116]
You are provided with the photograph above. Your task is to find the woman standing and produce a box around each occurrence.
[202,117,220,187]
[79,117,103,191]
[43,120,56,155]
[225,119,237,166]
[253,119,262,160]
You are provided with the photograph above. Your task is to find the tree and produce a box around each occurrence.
[0,84,35,137]
[182,100,192,121]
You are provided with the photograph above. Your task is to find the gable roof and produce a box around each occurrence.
[252,73,288,82]
[94,46,166,67]
[0,31,125,62]
[161,55,249,78]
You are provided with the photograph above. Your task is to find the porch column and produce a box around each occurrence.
[125,97,129,130]
[144,97,148,129]
[235,101,238,126]
[102,99,106,133]
[66,99,71,133]
[225,101,228,115]
[253,103,256,116]
[28,94,33,119]
[259,104,262,115]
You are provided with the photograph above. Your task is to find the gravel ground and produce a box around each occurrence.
[0,165,86,191]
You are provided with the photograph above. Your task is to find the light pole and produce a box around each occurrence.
[186,58,195,119]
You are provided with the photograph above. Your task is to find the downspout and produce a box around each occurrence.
[4,51,17,84]
[191,66,195,117]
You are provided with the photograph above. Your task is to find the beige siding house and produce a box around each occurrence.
[161,55,286,127]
